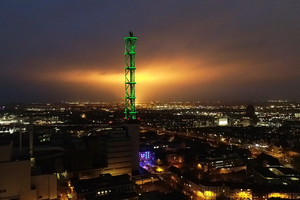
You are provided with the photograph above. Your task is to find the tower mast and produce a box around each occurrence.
[124,31,138,120]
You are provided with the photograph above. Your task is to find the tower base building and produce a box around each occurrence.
[124,121,140,172]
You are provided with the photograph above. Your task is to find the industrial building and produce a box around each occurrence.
[0,141,57,200]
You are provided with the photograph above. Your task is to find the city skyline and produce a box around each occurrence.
[1,1,300,102]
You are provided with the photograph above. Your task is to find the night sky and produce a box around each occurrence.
[1,1,299,102]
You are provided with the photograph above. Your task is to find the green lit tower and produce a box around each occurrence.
[124,31,138,120]
[123,31,140,172]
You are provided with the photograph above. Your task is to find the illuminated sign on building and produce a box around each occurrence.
[139,151,151,160]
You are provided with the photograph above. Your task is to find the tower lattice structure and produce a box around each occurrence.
[124,32,138,120]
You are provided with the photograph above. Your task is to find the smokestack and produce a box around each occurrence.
[19,130,22,155]
[29,116,33,158]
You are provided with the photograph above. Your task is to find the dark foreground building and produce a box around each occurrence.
[73,174,138,200]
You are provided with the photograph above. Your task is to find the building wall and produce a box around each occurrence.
[99,137,106,165]
[104,131,133,176]
[253,191,300,200]
[0,160,36,200]
[251,168,283,185]
[188,180,230,200]
[125,123,140,171]
[219,166,247,174]
[66,130,133,179]
[230,189,252,200]
[74,174,138,200]
[0,141,12,162]
[103,167,133,177]
[268,192,300,199]
[209,158,244,169]
[32,174,57,200]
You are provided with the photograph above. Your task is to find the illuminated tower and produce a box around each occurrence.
[123,32,140,172]
[124,31,138,120]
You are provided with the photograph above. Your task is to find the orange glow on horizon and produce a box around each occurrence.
[25,56,282,101]
[31,61,225,85]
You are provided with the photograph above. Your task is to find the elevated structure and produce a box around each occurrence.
[124,31,138,120]
[123,32,140,172]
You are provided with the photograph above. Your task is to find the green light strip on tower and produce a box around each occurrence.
[124,32,138,120]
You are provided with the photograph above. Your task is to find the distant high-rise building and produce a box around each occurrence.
[245,105,256,119]
[243,105,258,126]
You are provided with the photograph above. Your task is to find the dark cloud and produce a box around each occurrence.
[0,0,299,102]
